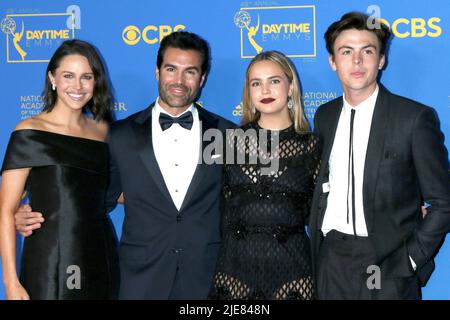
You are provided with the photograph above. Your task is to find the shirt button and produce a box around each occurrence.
[175,164,178,167]
[176,215,182,222]
[175,189,178,193]
[174,139,178,142]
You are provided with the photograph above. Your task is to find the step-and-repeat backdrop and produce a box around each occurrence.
[1,0,449,299]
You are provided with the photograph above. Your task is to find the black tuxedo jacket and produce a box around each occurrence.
[310,86,450,286]
[106,103,235,299]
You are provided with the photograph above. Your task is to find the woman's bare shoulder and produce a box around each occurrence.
[13,116,48,132]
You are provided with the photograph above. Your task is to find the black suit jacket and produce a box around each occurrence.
[310,86,450,286]
[106,103,235,299]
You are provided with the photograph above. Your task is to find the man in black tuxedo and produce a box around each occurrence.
[106,31,234,299]
[309,12,450,299]
[104,31,235,299]
[15,31,235,299]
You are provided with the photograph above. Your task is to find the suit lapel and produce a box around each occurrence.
[315,99,343,228]
[133,103,176,208]
[362,86,391,233]
[319,100,343,178]
[179,104,219,211]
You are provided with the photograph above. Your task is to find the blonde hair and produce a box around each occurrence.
[241,50,310,133]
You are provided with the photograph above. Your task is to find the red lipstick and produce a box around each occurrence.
[260,98,275,104]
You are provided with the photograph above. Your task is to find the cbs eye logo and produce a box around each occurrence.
[381,17,442,38]
[122,24,186,45]
[122,25,141,45]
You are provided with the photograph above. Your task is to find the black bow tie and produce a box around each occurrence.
[159,111,193,131]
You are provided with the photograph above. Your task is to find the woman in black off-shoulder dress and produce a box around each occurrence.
[0,40,119,300]
[210,51,320,300]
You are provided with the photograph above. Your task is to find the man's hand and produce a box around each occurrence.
[15,204,44,237]
[421,206,428,218]
[118,193,125,204]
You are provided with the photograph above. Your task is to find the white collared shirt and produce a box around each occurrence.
[321,86,379,236]
[152,98,200,211]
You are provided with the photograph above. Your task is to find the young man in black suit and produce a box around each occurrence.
[309,12,450,299]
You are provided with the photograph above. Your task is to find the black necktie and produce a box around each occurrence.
[159,111,193,131]
[347,109,357,238]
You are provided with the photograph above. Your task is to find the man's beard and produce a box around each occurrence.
[159,83,197,109]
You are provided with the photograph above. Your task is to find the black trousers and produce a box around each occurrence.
[317,230,421,300]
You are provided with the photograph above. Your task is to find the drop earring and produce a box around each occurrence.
[287,96,293,109]
[52,83,56,91]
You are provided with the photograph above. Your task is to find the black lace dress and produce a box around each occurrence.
[210,122,320,300]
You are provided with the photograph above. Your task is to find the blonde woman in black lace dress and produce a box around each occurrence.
[210,51,320,300]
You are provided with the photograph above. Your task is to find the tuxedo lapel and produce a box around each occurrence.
[362,86,391,233]
[132,103,176,208]
[179,104,219,211]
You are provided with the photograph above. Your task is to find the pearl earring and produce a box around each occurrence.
[52,83,56,91]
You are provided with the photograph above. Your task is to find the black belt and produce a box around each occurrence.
[229,223,304,243]
[324,229,370,242]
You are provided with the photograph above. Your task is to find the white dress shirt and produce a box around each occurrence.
[321,86,379,237]
[152,98,200,211]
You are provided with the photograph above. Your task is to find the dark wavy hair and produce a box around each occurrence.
[157,31,210,76]
[43,39,113,122]
[325,11,392,57]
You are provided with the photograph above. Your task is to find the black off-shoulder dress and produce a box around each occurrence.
[1,129,119,299]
